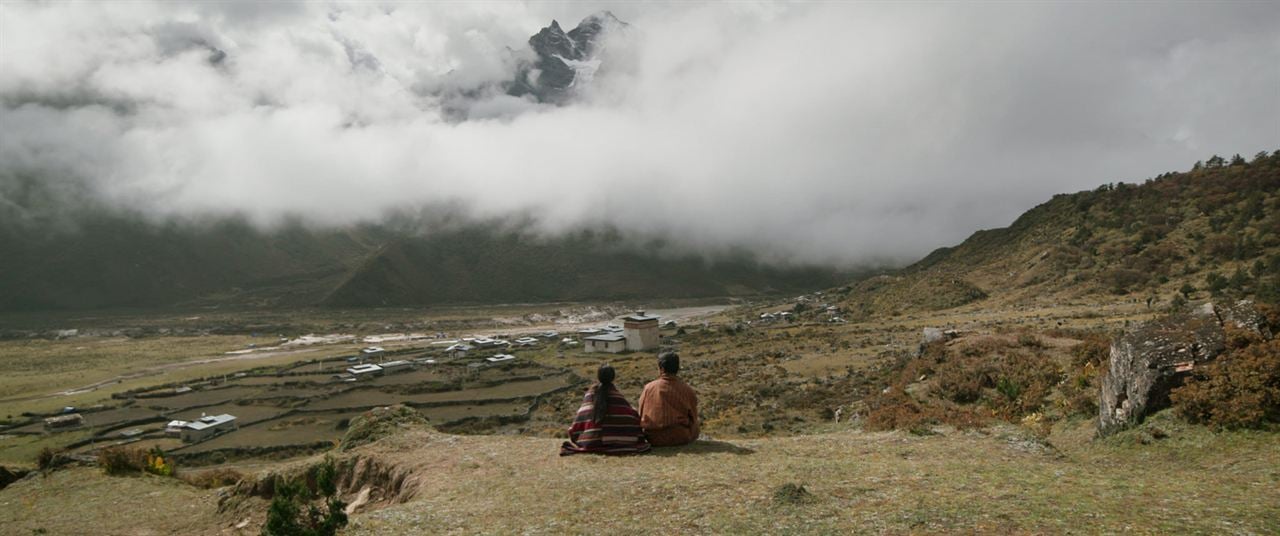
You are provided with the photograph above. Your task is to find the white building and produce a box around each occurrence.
[380,360,412,373]
[584,332,627,353]
[165,420,189,436]
[361,347,386,360]
[472,337,509,349]
[486,354,516,363]
[622,312,660,351]
[347,363,384,377]
[44,413,83,430]
[180,414,238,443]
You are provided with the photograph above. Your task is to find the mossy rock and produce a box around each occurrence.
[339,405,431,452]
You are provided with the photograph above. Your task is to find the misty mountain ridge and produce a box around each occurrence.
[0,207,857,311]
[506,11,627,103]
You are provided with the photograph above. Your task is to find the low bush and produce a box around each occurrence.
[772,483,814,505]
[97,446,148,476]
[182,467,246,489]
[1017,333,1046,349]
[36,447,61,471]
[1069,334,1111,368]
[1059,361,1101,417]
[930,349,1059,418]
[864,390,934,431]
[263,456,347,536]
[1171,338,1280,430]
[145,447,175,477]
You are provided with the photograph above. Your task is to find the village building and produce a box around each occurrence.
[346,363,384,377]
[472,337,509,349]
[446,343,474,357]
[380,360,412,373]
[622,312,660,351]
[584,332,627,353]
[165,420,188,437]
[486,354,516,363]
[513,337,539,347]
[180,414,237,443]
[44,413,83,431]
[361,347,386,361]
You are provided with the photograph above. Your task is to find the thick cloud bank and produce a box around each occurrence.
[1,2,1277,265]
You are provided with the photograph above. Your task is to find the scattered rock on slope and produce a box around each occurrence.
[1098,301,1272,436]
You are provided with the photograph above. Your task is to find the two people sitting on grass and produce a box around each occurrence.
[559,352,699,456]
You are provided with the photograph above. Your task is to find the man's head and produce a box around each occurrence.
[658,351,680,375]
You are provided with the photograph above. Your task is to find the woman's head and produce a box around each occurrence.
[597,363,616,385]
[592,363,615,424]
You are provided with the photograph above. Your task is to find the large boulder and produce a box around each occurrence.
[1098,301,1271,436]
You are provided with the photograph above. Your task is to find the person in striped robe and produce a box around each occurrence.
[560,364,651,456]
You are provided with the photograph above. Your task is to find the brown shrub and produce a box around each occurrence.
[1171,338,1280,429]
[932,353,995,404]
[1223,324,1264,350]
[1017,333,1046,349]
[864,389,989,432]
[987,353,1061,418]
[1060,362,1101,417]
[97,446,148,476]
[1070,333,1111,368]
[36,447,60,471]
[181,468,247,489]
[864,390,935,431]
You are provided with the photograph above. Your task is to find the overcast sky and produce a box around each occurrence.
[1,1,1277,265]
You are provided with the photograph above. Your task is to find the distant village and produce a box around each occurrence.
[28,311,675,454]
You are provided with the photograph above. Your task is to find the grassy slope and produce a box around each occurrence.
[322,228,853,307]
[0,213,852,312]
[0,215,388,311]
[4,417,1276,535]
[838,157,1280,317]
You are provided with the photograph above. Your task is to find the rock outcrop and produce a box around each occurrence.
[508,12,626,103]
[1098,301,1271,436]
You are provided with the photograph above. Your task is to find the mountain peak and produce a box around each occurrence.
[509,12,628,103]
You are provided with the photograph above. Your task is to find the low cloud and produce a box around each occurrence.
[1,1,1276,265]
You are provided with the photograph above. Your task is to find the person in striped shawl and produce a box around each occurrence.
[560,364,651,456]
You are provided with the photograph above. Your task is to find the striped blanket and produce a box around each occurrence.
[559,386,651,456]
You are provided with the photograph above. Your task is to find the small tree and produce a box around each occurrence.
[1230,154,1246,166]
[1206,155,1226,168]
[262,456,347,536]
[1228,266,1250,291]
[1179,283,1195,299]
[1206,272,1229,296]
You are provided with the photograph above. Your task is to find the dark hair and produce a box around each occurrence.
[658,352,680,375]
[592,364,616,424]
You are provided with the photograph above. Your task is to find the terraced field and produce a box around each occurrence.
[1,346,582,465]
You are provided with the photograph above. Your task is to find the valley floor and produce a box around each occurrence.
[4,416,1277,535]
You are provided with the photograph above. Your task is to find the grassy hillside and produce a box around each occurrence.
[0,215,389,310]
[5,416,1276,534]
[0,214,852,312]
[324,227,854,307]
[837,151,1280,317]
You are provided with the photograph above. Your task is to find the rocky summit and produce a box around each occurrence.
[508,11,626,102]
